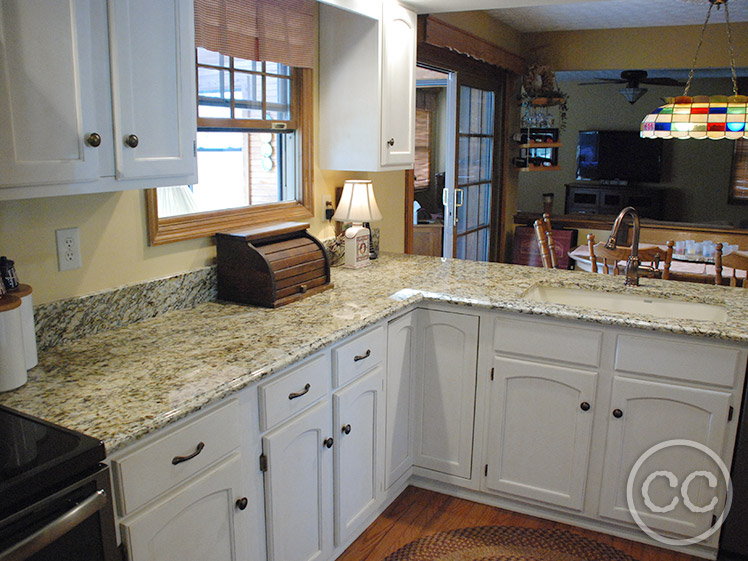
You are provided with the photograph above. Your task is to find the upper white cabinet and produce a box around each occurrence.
[0,0,197,200]
[319,2,415,171]
[107,0,197,180]
[0,0,100,188]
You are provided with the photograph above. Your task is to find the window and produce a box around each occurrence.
[729,139,748,205]
[146,0,315,245]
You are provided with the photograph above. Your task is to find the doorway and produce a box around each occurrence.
[408,59,504,262]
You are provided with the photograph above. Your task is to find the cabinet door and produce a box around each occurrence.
[379,2,415,167]
[333,367,384,546]
[598,377,731,537]
[122,453,248,561]
[107,0,197,181]
[263,400,333,561]
[0,0,100,188]
[413,309,479,478]
[485,357,597,510]
[385,312,416,488]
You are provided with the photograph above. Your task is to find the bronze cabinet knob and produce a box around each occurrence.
[125,134,139,148]
[86,133,102,147]
[235,497,248,511]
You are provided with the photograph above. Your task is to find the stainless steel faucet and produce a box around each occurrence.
[605,206,641,287]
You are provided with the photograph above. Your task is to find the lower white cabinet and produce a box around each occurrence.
[598,376,732,537]
[263,400,334,561]
[413,309,479,478]
[385,311,416,488]
[120,453,248,561]
[333,367,385,545]
[485,357,597,510]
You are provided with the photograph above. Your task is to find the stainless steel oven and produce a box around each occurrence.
[0,406,119,561]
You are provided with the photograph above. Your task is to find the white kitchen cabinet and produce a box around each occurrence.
[413,309,479,478]
[262,400,334,561]
[107,0,197,180]
[0,0,100,188]
[319,2,415,171]
[485,357,597,511]
[0,0,197,200]
[598,376,731,537]
[385,312,416,488]
[120,453,248,561]
[333,367,385,546]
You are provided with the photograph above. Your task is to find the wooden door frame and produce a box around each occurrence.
[414,43,508,262]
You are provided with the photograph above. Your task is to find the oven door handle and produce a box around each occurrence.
[0,489,108,561]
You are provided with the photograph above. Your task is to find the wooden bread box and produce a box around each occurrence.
[216,222,333,308]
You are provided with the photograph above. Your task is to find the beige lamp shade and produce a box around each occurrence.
[332,180,383,224]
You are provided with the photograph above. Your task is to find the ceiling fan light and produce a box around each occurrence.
[619,87,647,104]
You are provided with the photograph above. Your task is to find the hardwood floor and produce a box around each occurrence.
[335,486,704,561]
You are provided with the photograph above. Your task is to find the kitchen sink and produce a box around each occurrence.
[522,285,728,323]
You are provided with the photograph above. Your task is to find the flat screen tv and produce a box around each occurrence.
[576,130,663,183]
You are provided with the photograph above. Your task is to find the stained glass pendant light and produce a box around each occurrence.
[640,0,747,140]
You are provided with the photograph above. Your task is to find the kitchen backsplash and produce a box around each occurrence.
[34,267,216,351]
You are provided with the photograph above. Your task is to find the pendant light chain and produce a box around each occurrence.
[683,0,714,96]
[724,1,739,96]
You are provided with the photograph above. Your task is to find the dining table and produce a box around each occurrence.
[568,243,747,283]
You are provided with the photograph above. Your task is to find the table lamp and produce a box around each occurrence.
[332,180,382,268]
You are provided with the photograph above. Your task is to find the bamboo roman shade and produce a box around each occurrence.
[730,139,748,203]
[194,0,316,69]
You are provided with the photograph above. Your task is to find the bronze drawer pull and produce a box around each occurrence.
[288,383,311,400]
[172,441,205,465]
[354,349,371,362]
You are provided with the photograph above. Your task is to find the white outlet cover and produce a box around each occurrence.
[56,228,82,271]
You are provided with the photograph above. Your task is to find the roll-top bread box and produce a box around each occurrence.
[216,222,333,308]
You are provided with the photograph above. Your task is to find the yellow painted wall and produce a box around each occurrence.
[433,10,523,55]
[524,22,748,71]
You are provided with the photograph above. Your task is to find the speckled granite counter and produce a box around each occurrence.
[1,253,747,453]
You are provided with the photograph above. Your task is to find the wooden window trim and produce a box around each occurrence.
[146,68,314,246]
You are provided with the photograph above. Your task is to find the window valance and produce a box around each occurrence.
[194,0,316,69]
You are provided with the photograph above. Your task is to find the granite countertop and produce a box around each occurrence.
[1,253,747,454]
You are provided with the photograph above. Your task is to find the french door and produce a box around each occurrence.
[452,78,501,261]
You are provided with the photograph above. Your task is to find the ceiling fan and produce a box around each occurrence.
[579,70,686,104]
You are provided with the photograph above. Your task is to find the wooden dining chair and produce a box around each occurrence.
[586,234,674,278]
[533,213,557,269]
[715,244,748,288]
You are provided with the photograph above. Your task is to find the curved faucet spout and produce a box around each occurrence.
[605,206,641,286]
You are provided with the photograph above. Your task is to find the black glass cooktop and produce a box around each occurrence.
[0,405,105,516]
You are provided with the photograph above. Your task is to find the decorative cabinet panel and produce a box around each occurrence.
[263,400,334,561]
[0,0,100,188]
[0,0,197,200]
[120,453,248,561]
[319,2,415,171]
[413,309,479,478]
[385,312,416,488]
[485,357,597,510]
[598,376,731,537]
[333,367,384,546]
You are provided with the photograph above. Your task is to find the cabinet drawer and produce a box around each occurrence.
[615,334,742,387]
[493,316,602,367]
[112,399,240,516]
[259,353,330,431]
[333,325,385,387]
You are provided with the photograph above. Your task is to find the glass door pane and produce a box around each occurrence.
[454,84,496,261]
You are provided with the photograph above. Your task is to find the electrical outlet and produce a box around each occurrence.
[323,194,334,221]
[56,228,82,271]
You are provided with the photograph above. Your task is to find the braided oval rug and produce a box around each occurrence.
[383,526,638,561]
